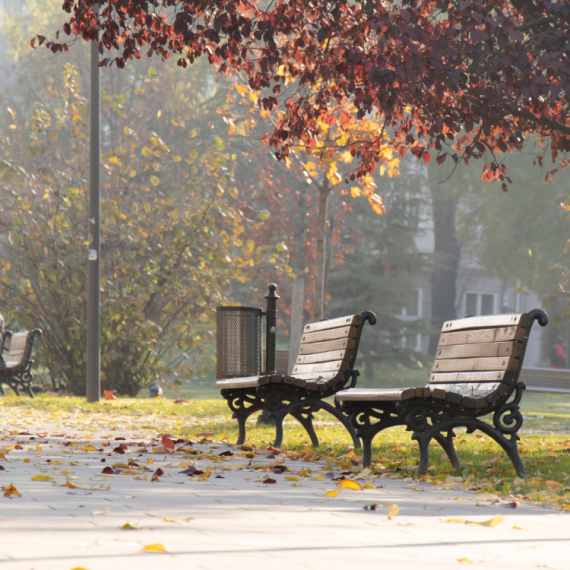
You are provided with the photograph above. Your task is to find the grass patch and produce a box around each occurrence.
[2,392,570,506]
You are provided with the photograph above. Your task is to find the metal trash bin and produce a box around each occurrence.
[216,306,263,379]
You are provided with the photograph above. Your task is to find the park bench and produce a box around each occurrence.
[0,328,43,398]
[217,311,376,448]
[336,310,548,477]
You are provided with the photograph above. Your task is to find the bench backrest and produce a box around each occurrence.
[290,312,375,391]
[429,311,547,408]
[3,330,39,370]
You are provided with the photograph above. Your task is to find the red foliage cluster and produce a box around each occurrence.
[42,0,570,185]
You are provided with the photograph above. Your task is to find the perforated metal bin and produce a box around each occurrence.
[216,306,262,379]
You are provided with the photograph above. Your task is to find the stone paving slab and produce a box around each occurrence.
[0,421,568,570]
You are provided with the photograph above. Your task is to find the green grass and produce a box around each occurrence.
[2,391,570,506]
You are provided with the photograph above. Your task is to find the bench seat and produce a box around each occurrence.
[336,310,548,476]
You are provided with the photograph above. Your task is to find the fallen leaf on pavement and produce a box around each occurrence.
[120,523,141,530]
[336,479,362,491]
[445,515,504,527]
[161,435,175,450]
[141,543,166,553]
[3,484,20,498]
[387,504,399,520]
[325,490,339,498]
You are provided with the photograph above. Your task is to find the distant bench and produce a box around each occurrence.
[336,310,548,477]
[0,329,43,397]
[518,367,570,393]
[217,312,376,448]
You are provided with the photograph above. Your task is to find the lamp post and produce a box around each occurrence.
[86,1,101,403]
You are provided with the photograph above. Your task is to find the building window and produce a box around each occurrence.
[401,288,422,318]
[465,293,495,316]
[401,288,422,351]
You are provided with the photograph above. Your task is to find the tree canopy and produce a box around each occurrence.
[42,0,570,187]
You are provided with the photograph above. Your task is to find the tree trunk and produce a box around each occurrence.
[314,177,331,321]
[288,185,309,374]
[428,181,461,355]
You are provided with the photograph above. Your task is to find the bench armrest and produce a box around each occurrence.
[1,330,13,353]
[349,369,360,388]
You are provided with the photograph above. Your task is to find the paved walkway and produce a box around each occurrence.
[0,420,568,570]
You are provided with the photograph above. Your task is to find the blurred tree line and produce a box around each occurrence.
[0,1,569,395]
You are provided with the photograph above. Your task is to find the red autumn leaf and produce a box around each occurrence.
[161,435,175,450]
[102,466,116,474]
[103,390,117,400]
[263,478,277,484]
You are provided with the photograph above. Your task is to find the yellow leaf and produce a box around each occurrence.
[31,475,52,481]
[141,543,166,553]
[512,525,523,530]
[82,445,97,451]
[150,175,160,186]
[467,514,504,527]
[66,481,76,489]
[3,484,20,498]
[312,475,325,481]
[457,558,473,564]
[363,483,374,489]
[336,479,362,491]
[325,490,339,498]
[121,523,141,530]
[189,129,198,138]
[351,186,361,197]
[23,458,30,463]
[446,515,504,527]
[368,194,385,215]
[285,476,299,481]
[108,157,119,164]
[387,504,399,520]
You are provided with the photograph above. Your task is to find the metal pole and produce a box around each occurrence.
[257,283,280,426]
[87,2,101,402]
[264,283,279,374]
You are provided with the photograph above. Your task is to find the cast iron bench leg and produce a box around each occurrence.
[433,431,461,469]
[290,408,319,447]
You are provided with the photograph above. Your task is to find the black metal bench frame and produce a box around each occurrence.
[218,311,376,449]
[0,328,43,398]
[338,310,548,477]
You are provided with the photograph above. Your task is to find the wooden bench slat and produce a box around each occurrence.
[216,376,262,390]
[296,349,352,365]
[298,338,356,355]
[442,313,530,332]
[335,387,417,401]
[432,356,519,373]
[303,314,362,333]
[438,326,527,346]
[300,325,359,344]
[292,360,348,375]
[429,371,507,384]
[436,341,522,360]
